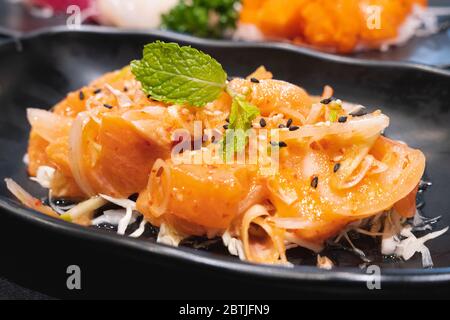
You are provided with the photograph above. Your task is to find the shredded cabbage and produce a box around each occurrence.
[222,230,246,261]
[30,166,55,189]
[157,223,186,247]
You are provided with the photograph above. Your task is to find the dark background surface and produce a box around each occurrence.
[0,0,450,300]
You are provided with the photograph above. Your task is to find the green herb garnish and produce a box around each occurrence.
[131,41,227,107]
[132,41,260,158]
[328,101,343,122]
[161,0,240,38]
[222,94,260,160]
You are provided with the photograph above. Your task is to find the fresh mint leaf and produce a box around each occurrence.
[131,41,227,107]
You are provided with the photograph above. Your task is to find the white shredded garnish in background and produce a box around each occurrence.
[317,255,334,270]
[91,209,138,226]
[30,166,55,189]
[233,23,265,41]
[157,223,186,247]
[222,231,246,261]
[129,219,147,238]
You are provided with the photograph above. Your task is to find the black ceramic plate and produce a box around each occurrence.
[1,26,450,298]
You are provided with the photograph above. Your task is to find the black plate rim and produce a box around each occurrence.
[1,26,450,287]
[2,24,450,75]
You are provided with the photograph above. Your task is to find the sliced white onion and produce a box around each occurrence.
[280,112,389,142]
[104,84,133,108]
[339,155,374,189]
[148,159,171,218]
[69,112,96,196]
[305,103,323,124]
[270,217,317,230]
[27,108,72,143]
[284,232,324,253]
[4,178,59,218]
[238,185,266,214]
[63,196,108,221]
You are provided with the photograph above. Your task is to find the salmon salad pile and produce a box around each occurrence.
[6,42,447,268]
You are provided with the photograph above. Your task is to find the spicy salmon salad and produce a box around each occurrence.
[5,41,447,268]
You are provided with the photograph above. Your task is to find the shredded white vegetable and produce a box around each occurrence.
[393,226,449,268]
[157,223,186,247]
[91,209,138,226]
[30,166,55,189]
[98,194,137,235]
[129,219,147,238]
[99,194,136,211]
[63,196,108,220]
[117,206,133,235]
[222,230,246,261]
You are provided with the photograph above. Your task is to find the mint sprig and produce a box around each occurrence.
[131,41,227,107]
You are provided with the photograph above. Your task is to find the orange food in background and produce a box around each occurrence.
[240,0,427,53]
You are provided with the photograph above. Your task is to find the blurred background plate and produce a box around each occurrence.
[0,0,449,68]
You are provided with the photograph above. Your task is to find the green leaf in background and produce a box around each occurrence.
[161,0,240,38]
[131,41,227,107]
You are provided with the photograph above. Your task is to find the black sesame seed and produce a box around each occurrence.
[278,124,286,129]
[338,116,348,123]
[93,88,102,94]
[123,86,128,92]
[79,91,85,100]
[225,117,230,123]
[250,77,260,83]
[259,118,267,128]
[311,176,319,188]
[349,110,368,117]
[286,118,293,127]
[223,124,229,130]
[320,97,335,105]
[103,104,113,109]
[270,141,287,148]
[289,126,300,131]
[333,163,341,173]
